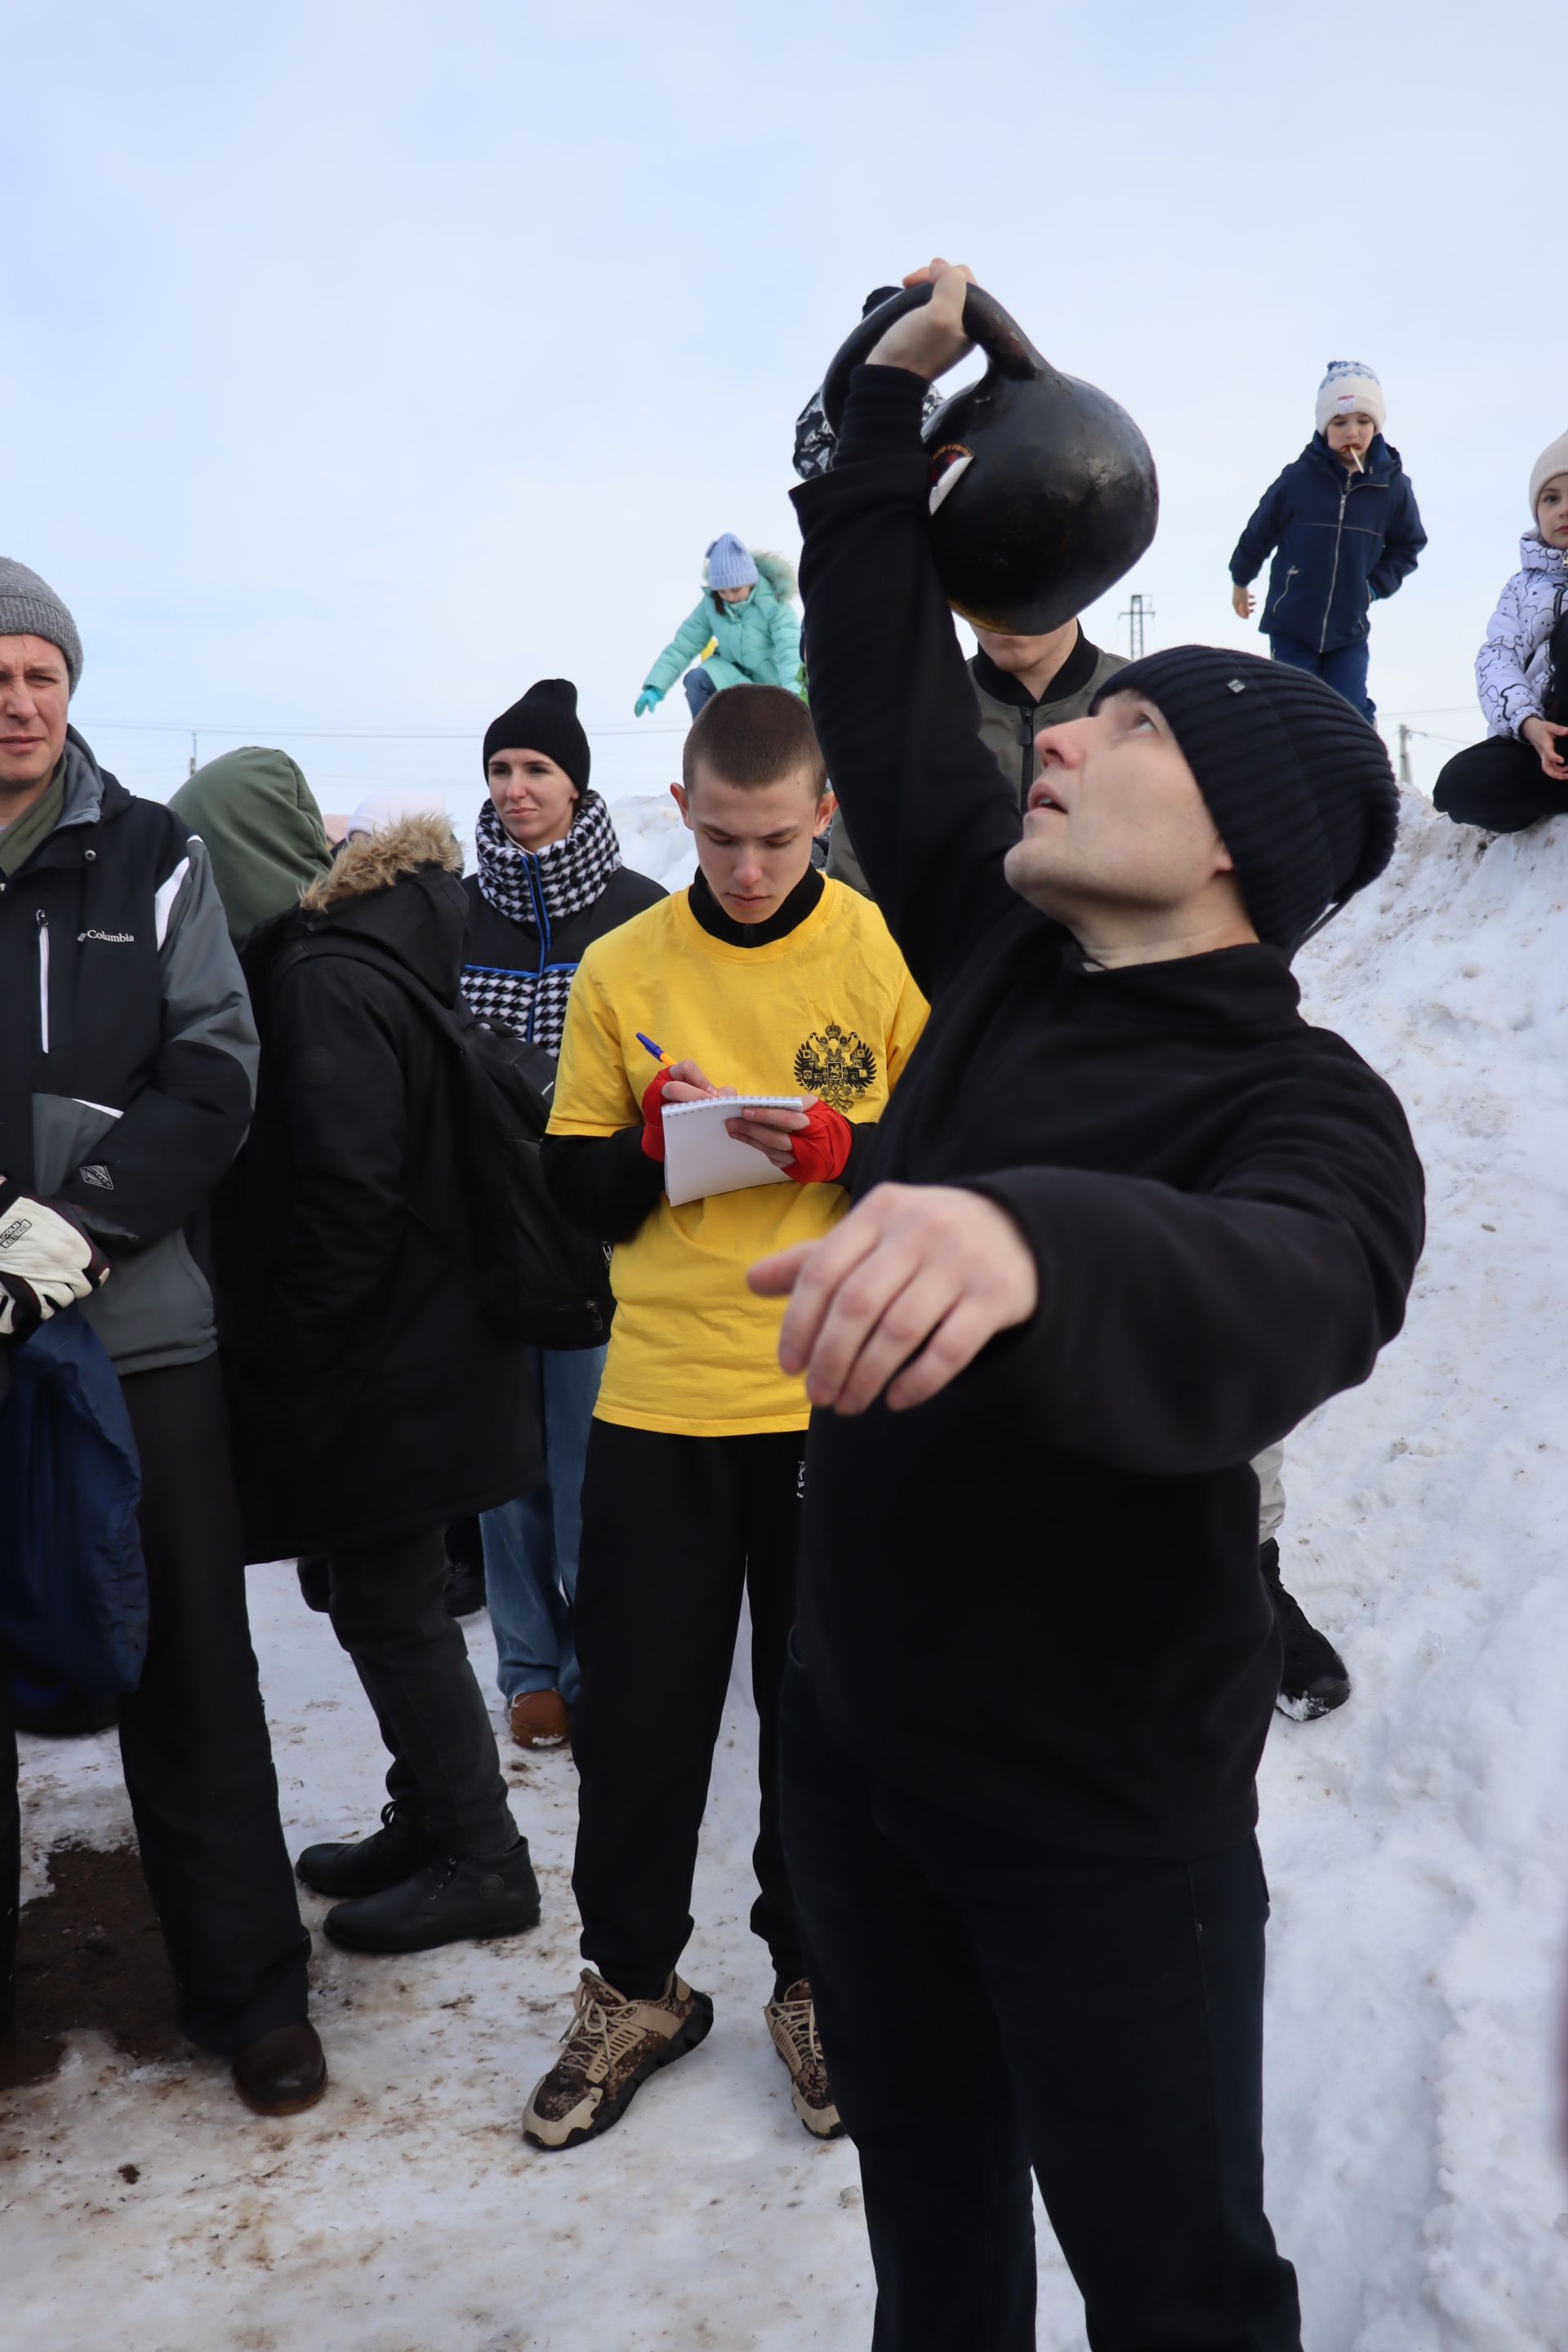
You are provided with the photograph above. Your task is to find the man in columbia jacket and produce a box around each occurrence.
[749,267,1425,2351]
[0,560,322,2118]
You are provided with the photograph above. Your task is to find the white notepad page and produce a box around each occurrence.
[662,1095,804,1208]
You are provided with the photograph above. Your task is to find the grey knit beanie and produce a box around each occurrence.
[0,559,82,691]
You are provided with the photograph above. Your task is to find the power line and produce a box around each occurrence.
[82,719,687,741]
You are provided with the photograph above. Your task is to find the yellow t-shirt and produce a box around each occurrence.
[549,880,929,1437]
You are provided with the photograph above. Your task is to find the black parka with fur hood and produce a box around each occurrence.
[220,814,541,1557]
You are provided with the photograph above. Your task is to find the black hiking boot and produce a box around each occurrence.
[322,1839,542,1953]
[1261,1539,1352,1720]
[296,1801,439,1900]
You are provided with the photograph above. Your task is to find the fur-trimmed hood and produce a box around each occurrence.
[300,812,462,911]
[699,547,797,604]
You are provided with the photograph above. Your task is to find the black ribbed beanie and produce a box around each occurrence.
[482,679,590,795]
[1092,646,1399,957]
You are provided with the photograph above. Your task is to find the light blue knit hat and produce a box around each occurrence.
[705,534,758,592]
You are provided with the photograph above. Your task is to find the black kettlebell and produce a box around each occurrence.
[822,283,1158,635]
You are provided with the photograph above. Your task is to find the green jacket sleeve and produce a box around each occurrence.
[644,601,715,696]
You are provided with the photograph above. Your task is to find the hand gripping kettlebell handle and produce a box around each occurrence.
[820,281,1049,438]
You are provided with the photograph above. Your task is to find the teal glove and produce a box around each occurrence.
[634,688,662,718]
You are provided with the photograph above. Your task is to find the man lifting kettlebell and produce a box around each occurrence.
[749,258,1424,2352]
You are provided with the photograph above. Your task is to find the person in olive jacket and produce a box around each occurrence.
[461,680,662,1750]
[224,791,543,1960]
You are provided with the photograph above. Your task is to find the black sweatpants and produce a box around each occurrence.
[571,1420,805,1999]
[1432,732,1568,833]
[781,1654,1302,2352]
[2,1355,310,2054]
[326,1527,518,1860]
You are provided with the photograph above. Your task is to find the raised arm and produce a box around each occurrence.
[789,270,1027,1000]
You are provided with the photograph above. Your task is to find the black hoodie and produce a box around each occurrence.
[787,368,1426,1856]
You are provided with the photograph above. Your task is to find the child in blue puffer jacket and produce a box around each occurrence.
[1229,363,1426,724]
[635,534,804,722]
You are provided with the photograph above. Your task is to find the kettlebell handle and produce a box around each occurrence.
[820,280,1049,438]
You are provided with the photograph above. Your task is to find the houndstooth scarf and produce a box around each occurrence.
[464,791,624,1052]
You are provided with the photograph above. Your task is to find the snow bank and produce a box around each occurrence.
[3,796,1566,2350]
[608,791,698,893]
[1261,795,1568,2351]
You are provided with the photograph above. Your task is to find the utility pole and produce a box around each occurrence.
[189,730,198,778]
[1118,591,1153,661]
[1397,724,1413,786]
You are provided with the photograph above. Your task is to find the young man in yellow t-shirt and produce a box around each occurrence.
[521,684,926,2153]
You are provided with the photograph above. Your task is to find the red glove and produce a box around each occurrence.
[640,1067,677,1162]
[784,1101,855,1185]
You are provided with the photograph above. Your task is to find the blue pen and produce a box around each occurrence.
[636,1032,675,1068]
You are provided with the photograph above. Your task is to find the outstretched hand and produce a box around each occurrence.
[748,1181,1038,1414]
[866,258,976,385]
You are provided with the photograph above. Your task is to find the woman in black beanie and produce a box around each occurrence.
[461,680,663,1750]
[751,264,1425,2352]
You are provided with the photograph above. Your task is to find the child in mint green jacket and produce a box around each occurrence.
[635,534,803,721]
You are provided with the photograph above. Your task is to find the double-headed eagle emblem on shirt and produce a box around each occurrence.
[793,1022,878,1111]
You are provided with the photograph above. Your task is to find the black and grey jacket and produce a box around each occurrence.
[461,792,663,1054]
[828,635,1126,895]
[0,729,258,1374]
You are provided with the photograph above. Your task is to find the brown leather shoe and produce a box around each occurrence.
[231,2022,327,2117]
[510,1690,570,1748]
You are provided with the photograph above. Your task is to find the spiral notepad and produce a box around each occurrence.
[661,1095,804,1208]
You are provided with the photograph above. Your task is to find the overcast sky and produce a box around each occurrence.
[8,0,1553,815]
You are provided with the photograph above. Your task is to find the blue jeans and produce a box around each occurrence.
[480,1344,606,1708]
[1268,631,1374,723]
[683,666,719,719]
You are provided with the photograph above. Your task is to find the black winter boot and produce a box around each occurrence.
[322,1839,542,1953]
[296,1801,439,1899]
[1261,1539,1352,1720]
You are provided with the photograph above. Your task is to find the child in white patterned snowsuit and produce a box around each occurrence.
[1435,430,1568,831]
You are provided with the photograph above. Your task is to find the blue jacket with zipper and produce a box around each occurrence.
[1230,434,1426,653]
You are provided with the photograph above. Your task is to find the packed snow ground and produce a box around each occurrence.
[4,793,1568,2350]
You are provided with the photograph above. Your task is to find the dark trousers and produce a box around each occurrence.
[326,1527,517,1860]
[1268,630,1374,723]
[1433,730,1568,833]
[572,1421,805,1998]
[780,1656,1302,2352]
[2,1355,310,2054]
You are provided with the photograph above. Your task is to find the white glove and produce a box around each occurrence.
[0,1180,110,1340]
